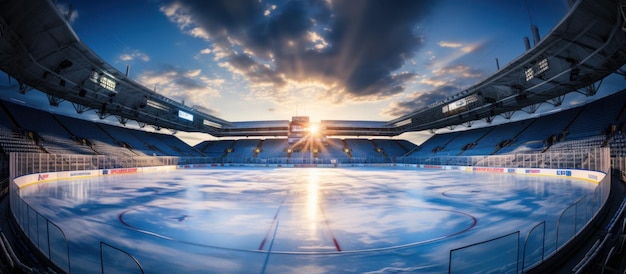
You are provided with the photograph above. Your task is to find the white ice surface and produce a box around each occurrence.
[19,167,597,273]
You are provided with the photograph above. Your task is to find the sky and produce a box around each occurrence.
[1,0,625,145]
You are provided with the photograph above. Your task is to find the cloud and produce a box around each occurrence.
[460,43,481,53]
[438,41,481,53]
[382,62,484,118]
[160,0,435,104]
[307,31,328,50]
[119,50,151,62]
[420,78,448,88]
[189,27,210,40]
[220,54,287,90]
[136,65,222,107]
[431,41,485,72]
[212,45,233,60]
[264,5,277,17]
[185,69,202,78]
[382,63,483,116]
[160,2,193,29]
[195,48,213,60]
[438,41,463,48]
[383,85,459,117]
[433,65,483,79]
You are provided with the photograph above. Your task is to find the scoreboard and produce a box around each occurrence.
[289,116,310,143]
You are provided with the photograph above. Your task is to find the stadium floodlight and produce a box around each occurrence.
[90,71,117,92]
[178,110,194,121]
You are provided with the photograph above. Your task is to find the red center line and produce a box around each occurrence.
[319,203,342,252]
[258,192,289,250]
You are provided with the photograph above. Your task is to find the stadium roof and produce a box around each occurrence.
[387,0,626,133]
[0,0,624,137]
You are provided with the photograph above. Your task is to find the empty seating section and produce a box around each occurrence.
[3,88,626,159]
[98,124,157,156]
[53,115,137,157]
[566,92,626,140]
[463,119,532,156]
[409,132,461,156]
[196,140,234,158]
[0,103,43,153]
[129,130,180,156]
[193,141,214,155]
[437,127,492,156]
[549,135,606,152]
[394,140,418,153]
[407,91,626,157]
[0,127,42,153]
[39,135,95,155]
[1,101,92,154]
[497,109,579,154]
[2,101,69,137]
[345,139,377,158]
[259,139,288,158]
[371,139,410,157]
[290,151,314,160]
[189,138,415,160]
[227,139,260,159]
[318,138,348,159]
[149,133,205,157]
[140,132,175,156]
[610,133,626,157]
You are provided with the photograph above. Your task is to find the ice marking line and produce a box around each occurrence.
[118,208,176,240]
[260,220,279,274]
[119,205,478,255]
[319,203,342,252]
[119,180,478,255]
[118,207,274,254]
[259,192,289,250]
[441,184,530,198]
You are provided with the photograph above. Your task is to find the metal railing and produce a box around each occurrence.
[9,153,178,179]
[175,147,612,172]
[7,148,612,273]
[449,231,520,273]
[9,191,71,273]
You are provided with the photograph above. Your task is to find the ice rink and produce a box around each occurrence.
[19,167,598,273]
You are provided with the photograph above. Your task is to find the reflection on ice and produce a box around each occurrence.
[306,170,319,240]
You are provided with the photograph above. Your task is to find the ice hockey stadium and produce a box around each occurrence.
[0,0,626,273]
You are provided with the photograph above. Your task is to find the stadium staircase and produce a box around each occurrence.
[491,119,536,155]
[223,140,237,158]
[341,139,352,158]
[368,140,390,160]
[393,139,413,155]
[253,139,264,158]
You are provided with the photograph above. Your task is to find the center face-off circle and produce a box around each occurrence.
[115,168,482,254]
[119,203,477,253]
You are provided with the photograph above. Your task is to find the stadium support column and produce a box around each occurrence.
[523,37,531,51]
[531,25,541,46]
[576,80,602,97]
